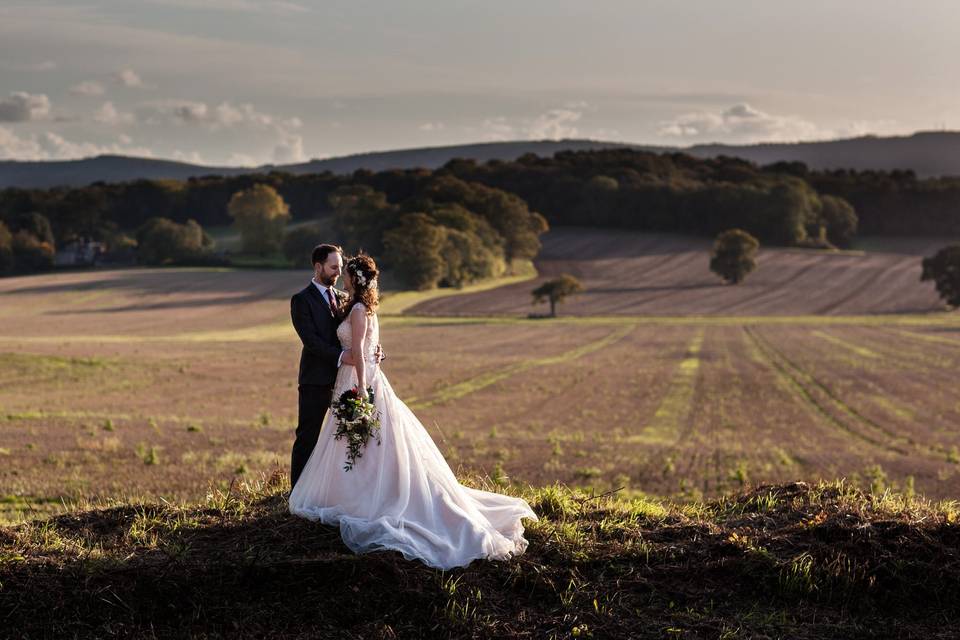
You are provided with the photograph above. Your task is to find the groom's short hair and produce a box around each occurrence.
[312,243,342,266]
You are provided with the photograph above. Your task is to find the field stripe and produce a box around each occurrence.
[890,329,960,348]
[742,326,908,455]
[406,324,635,409]
[810,330,880,359]
[629,328,704,445]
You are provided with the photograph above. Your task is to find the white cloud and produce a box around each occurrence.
[657,103,827,143]
[93,102,135,126]
[476,116,515,142]
[0,126,154,160]
[0,92,52,122]
[70,81,106,97]
[137,99,299,132]
[227,152,259,167]
[527,108,581,140]
[113,68,149,88]
[273,133,305,163]
[419,122,445,131]
[171,149,205,164]
[473,107,584,142]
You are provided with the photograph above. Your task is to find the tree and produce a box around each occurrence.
[710,229,759,284]
[819,194,858,247]
[11,230,55,273]
[0,221,13,275]
[282,222,329,268]
[921,245,960,308]
[532,274,584,317]
[227,184,291,255]
[329,184,399,255]
[135,217,208,265]
[382,213,446,290]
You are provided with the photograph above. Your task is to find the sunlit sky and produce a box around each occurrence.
[0,0,957,165]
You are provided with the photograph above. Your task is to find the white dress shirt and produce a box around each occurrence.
[311,278,344,367]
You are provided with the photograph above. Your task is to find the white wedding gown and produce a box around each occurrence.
[288,304,538,570]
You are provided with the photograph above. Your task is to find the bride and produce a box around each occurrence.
[288,253,537,570]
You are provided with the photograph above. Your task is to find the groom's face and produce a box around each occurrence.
[315,252,343,287]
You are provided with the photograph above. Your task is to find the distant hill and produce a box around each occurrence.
[3,131,960,188]
[686,131,960,177]
[0,140,652,189]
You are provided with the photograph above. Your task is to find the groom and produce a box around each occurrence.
[289,243,348,489]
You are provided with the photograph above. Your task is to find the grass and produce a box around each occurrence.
[1,473,958,638]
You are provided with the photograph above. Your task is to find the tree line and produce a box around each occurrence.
[3,148,960,281]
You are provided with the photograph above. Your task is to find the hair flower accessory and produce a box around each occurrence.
[354,269,367,286]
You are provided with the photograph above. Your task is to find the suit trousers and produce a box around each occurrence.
[290,382,335,489]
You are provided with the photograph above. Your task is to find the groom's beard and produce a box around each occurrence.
[318,273,338,287]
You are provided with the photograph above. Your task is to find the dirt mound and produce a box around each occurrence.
[2,473,958,639]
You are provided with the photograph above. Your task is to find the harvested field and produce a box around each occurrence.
[408,228,951,316]
[1,249,959,522]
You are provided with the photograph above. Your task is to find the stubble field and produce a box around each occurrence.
[2,230,959,522]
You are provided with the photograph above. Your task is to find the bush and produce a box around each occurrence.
[135,217,210,265]
[282,222,329,268]
[11,230,55,273]
[710,229,759,284]
[921,245,960,307]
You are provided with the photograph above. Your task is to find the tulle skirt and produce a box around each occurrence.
[288,363,538,570]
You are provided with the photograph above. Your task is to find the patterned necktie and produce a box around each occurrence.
[327,289,339,314]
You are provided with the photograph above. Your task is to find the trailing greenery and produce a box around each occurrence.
[1,474,957,638]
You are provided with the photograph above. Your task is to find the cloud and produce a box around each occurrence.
[527,108,581,140]
[227,152,259,167]
[0,126,154,160]
[93,102,135,126]
[171,149,205,164]
[419,122,445,131]
[273,133,305,163]
[113,68,148,88]
[70,81,106,97]
[136,99,299,131]
[657,103,827,143]
[144,0,309,14]
[0,92,52,122]
[473,107,584,142]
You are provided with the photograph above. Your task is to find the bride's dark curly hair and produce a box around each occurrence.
[343,252,379,316]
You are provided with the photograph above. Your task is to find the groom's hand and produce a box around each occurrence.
[375,343,386,363]
[340,349,355,366]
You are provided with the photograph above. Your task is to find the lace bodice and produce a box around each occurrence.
[337,305,380,366]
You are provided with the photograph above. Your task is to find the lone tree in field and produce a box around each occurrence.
[227,184,291,255]
[710,229,759,284]
[532,274,584,317]
[921,245,960,308]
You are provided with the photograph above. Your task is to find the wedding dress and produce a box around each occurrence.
[288,303,538,570]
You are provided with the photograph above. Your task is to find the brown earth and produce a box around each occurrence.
[408,229,951,317]
[1,250,959,521]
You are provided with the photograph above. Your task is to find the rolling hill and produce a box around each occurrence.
[408,228,954,317]
[4,131,960,188]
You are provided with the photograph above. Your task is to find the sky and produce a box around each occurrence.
[0,0,957,166]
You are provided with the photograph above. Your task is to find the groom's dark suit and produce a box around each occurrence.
[290,281,345,488]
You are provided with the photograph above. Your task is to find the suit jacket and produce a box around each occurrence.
[291,282,346,386]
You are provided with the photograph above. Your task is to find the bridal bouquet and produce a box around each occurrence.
[331,385,382,471]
